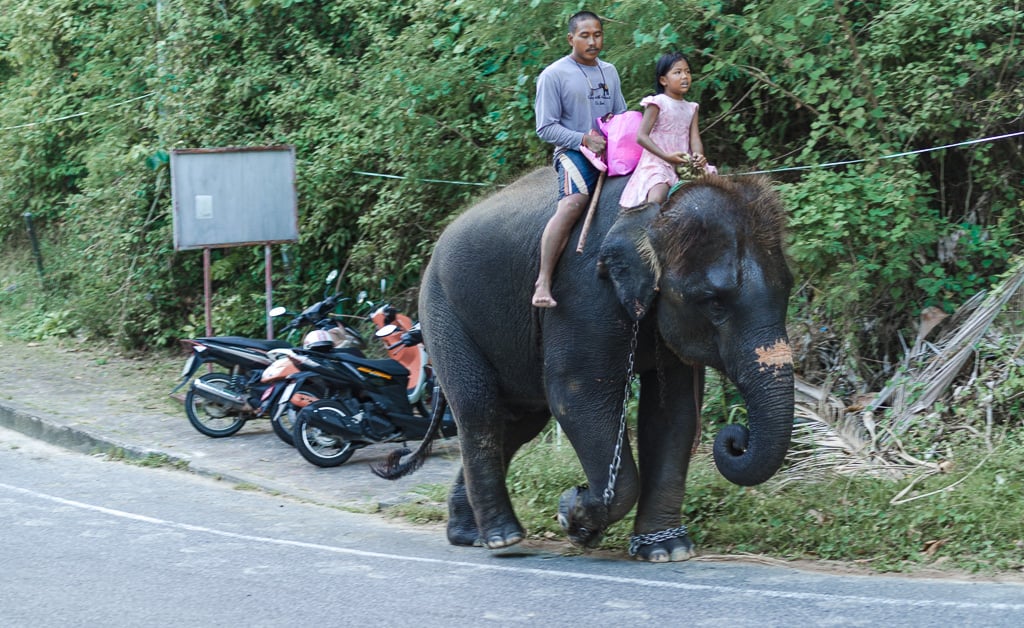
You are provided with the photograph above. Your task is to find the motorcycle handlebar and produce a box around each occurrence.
[279,320,299,333]
[276,292,363,335]
[386,329,422,350]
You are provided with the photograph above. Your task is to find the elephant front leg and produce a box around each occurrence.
[551,394,640,549]
[631,364,702,562]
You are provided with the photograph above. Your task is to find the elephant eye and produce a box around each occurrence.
[700,292,724,310]
[702,295,728,320]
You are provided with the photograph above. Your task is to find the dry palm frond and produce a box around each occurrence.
[868,256,1024,438]
[772,377,916,489]
[775,256,1024,494]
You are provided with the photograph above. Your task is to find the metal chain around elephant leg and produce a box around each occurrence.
[628,525,690,556]
[603,320,640,506]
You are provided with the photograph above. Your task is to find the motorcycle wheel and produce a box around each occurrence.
[415,371,438,417]
[270,381,324,447]
[292,408,356,467]
[184,372,246,437]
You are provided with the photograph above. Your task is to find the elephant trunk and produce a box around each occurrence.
[713,337,795,487]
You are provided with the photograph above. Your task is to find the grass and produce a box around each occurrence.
[104,449,191,470]
[386,484,450,524]
[383,421,1024,576]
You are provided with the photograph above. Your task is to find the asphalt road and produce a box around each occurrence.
[4,427,1024,628]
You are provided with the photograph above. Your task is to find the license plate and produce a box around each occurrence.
[180,354,195,378]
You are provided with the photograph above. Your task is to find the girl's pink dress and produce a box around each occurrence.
[619,94,710,208]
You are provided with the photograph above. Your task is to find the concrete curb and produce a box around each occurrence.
[0,388,463,513]
[0,400,261,491]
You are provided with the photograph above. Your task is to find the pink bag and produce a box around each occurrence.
[597,111,643,176]
[579,111,644,177]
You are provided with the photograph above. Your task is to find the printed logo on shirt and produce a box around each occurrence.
[588,83,611,106]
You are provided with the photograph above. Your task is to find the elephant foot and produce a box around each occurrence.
[446,478,524,548]
[447,519,481,547]
[557,485,606,549]
[629,526,695,562]
[481,523,525,549]
[449,519,524,548]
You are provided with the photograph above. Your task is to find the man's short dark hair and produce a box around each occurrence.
[568,11,602,34]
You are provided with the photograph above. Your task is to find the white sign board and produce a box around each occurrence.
[171,146,299,250]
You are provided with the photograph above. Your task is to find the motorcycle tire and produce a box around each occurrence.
[270,380,324,447]
[184,372,246,437]
[293,407,356,467]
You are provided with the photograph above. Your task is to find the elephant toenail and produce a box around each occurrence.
[670,547,694,562]
[648,550,669,563]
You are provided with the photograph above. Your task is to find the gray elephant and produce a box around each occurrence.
[380,169,794,562]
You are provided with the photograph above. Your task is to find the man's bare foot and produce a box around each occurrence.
[532,287,557,308]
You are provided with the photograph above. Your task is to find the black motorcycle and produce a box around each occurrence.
[173,271,364,440]
[171,335,296,438]
[288,322,457,467]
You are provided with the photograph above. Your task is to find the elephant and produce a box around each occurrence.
[383,168,794,562]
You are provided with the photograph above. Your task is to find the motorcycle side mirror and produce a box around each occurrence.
[375,324,398,338]
[269,306,287,317]
[379,278,387,295]
[326,269,338,284]
[357,290,368,304]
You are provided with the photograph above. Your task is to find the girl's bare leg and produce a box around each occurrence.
[646,182,670,205]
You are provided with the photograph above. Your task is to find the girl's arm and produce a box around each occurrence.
[689,106,707,168]
[636,104,685,165]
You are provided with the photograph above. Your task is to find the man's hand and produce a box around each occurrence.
[583,130,607,155]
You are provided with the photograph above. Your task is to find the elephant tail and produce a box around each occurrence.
[371,388,449,480]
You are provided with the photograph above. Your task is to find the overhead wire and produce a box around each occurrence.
[351,130,1024,186]
[0,92,156,131]
[2,91,1019,186]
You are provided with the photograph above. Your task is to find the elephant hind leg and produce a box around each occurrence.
[446,411,551,548]
[446,468,480,546]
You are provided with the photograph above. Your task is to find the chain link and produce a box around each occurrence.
[603,320,640,506]
[628,525,690,556]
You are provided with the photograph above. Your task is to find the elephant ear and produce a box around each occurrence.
[597,205,661,321]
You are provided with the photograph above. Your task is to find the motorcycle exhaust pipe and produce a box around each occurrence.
[300,401,363,440]
[192,379,254,412]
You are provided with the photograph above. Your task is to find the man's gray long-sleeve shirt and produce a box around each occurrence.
[535,55,627,155]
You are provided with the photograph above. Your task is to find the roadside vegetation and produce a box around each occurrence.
[1,0,1022,575]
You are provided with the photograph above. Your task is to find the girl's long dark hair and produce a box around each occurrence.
[654,51,689,94]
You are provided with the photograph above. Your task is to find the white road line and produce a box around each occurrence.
[3,481,1023,610]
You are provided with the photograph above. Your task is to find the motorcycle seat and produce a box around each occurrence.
[328,352,410,377]
[198,336,293,352]
[328,347,367,359]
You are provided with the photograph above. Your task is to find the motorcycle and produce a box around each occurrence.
[173,271,364,440]
[286,305,457,467]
